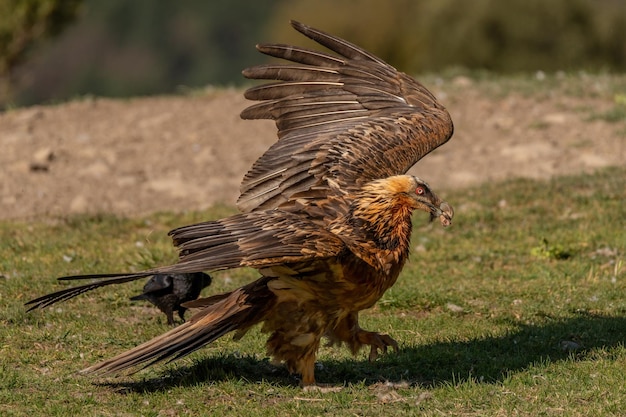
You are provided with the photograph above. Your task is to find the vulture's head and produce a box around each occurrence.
[405,176,453,227]
[358,175,454,227]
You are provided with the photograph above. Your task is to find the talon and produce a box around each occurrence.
[382,335,399,352]
[369,346,378,362]
[358,330,399,362]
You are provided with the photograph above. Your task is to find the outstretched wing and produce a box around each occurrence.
[237,20,454,212]
[25,210,344,310]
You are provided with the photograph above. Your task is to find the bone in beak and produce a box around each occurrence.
[439,202,454,227]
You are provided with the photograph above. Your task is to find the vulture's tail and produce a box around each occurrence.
[82,277,275,376]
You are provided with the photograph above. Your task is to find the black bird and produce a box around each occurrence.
[130,272,212,325]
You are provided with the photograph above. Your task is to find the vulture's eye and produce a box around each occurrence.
[416,187,425,195]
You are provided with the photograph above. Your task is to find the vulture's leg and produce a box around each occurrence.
[355,329,399,361]
[330,312,399,361]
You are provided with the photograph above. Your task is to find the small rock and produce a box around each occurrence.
[33,148,55,163]
[29,148,55,172]
[446,303,464,313]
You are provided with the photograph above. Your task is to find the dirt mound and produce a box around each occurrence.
[1,80,623,221]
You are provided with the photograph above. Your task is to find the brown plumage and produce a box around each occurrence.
[26,21,454,386]
[237,22,453,213]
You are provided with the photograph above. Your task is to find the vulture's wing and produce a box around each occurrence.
[25,210,344,311]
[238,20,454,212]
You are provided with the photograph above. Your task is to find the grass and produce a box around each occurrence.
[0,166,624,416]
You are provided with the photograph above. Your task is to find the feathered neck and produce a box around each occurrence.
[331,176,417,274]
[351,178,414,248]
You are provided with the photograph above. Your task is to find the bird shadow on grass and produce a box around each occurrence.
[100,312,625,394]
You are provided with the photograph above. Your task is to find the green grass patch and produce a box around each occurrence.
[1,167,625,416]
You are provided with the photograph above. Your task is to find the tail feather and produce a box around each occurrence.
[57,273,140,281]
[26,262,212,311]
[82,278,274,376]
[25,273,154,311]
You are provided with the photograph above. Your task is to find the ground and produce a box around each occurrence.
[0,75,623,221]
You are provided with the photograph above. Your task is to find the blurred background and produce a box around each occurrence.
[1,0,625,109]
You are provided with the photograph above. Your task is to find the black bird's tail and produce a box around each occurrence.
[128,293,148,302]
[25,263,205,311]
[25,273,154,311]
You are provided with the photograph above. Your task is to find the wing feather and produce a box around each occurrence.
[169,210,344,267]
[25,210,344,311]
[237,20,453,213]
